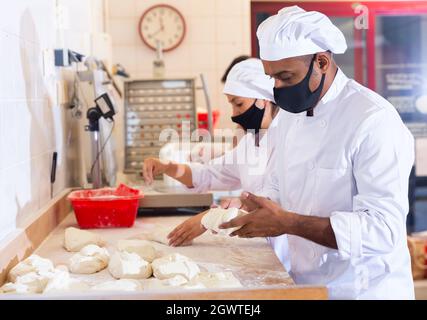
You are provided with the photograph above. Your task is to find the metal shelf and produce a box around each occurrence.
[124,78,197,173]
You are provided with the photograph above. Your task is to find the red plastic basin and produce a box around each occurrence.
[68,184,144,229]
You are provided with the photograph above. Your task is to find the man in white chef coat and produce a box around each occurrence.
[220,6,415,299]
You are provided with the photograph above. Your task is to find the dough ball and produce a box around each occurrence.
[13,272,50,293]
[117,239,156,262]
[8,255,54,282]
[141,226,192,246]
[43,268,90,294]
[189,272,243,289]
[108,251,152,279]
[152,253,200,281]
[91,279,142,292]
[69,244,110,274]
[64,227,105,252]
[201,208,248,235]
[1,281,39,294]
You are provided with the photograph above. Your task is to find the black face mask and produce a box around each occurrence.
[273,54,326,114]
[231,103,265,133]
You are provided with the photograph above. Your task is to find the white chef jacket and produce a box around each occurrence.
[187,114,291,271]
[263,69,415,299]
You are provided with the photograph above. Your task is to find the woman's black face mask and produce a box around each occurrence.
[231,102,265,133]
[273,54,326,114]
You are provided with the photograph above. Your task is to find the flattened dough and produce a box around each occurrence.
[64,227,105,252]
[151,253,200,281]
[117,239,156,262]
[108,251,152,279]
[69,244,110,274]
[141,226,192,246]
[201,208,248,235]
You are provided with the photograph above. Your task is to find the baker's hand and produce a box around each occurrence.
[167,212,207,246]
[219,192,292,238]
[142,158,170,185]
[219,197,242,209]
[239,192,262,212]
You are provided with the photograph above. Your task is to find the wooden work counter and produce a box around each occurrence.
[0,190,327,299]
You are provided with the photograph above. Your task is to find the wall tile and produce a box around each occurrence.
[108,0,136,18]
[109,17,139,46]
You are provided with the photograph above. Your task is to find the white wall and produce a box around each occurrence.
[0,0,106,242]
[106,0,251,129]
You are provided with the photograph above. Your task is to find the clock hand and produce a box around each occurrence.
[150,28,163,37]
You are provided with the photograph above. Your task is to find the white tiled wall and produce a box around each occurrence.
[0,0,106,242]
[106,0,252,129]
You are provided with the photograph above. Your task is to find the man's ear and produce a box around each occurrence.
[317,53,330,72]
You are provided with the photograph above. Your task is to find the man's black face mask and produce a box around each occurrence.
[273,54,326,114]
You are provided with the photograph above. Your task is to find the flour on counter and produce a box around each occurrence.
[91,279,142,292]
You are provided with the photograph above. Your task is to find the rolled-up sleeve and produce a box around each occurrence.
[184,152,242,193]
[330,109,415,260]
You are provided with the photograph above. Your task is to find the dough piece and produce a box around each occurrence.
[151,253,200,281]
[190,272,243,289]
[64,227,105,252]
[201,208,248,235]
[108,251,152,279]
[117,239,156,262]
[91,279,142,292]
[141,275,189,290]
[142,226,192,246]
[69,244,110,274]
[15,272,51,293]
[43,267,90,294]
[0,281,38,294]
[8,255,54,282]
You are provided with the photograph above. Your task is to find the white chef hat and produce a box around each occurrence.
[257,6,347,61]
[223,58,274,102]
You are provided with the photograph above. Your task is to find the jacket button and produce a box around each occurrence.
[307,162,315,170]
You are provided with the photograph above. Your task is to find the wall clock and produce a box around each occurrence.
[138,4,186,52]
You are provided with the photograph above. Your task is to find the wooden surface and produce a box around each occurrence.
[1,197,328,299]
[0,189,72,286]
[35,214,295,289]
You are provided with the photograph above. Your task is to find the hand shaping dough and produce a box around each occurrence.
[117,239,156,262]
[201,208,248,235]
[151,253,200,281]
[8,255,54,282]
[141,226,192,246]
[69,244,110,274]
[91,279,142,292]
[64,227,105,252]
[108,251,152,279]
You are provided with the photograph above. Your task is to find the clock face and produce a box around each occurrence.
[139,4,186,52]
